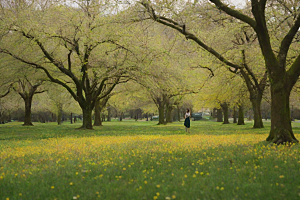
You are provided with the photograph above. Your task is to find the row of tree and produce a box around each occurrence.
[0,0,300,144]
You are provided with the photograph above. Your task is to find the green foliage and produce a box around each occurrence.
[1,121,300,199]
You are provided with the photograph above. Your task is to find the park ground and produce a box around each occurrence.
[0,120,300,200]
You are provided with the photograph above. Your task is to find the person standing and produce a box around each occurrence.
[184,109,191,133]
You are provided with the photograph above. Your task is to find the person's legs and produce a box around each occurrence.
[188,128,190,133]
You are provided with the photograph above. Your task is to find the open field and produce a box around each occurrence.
[1,121,300,200]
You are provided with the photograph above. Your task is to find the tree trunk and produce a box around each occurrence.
[216,109,223,122]
[107,106,111,121]
[93,100,102,126]
[158,102,165,125]
[237,104,245,125]
[23,97,33,126]
[221,103,229,124]
[266,84,298,144]
[57,109,62,125]
[119,112,123,121]
[177,105,180,122]
[251,97,264,128]
[81,107,93,129]
[233,106,237,123]
[70,113,73,124]
[166,103,173,123]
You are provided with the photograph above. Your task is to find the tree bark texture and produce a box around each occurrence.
[220,102,229,124]
[166,103,173,123]
[266,82,298,144]
[237,104,245,125]
[217,109,223,122]
[81,107,93,129]
[233,106,237,123]
[158,102,165,125]
[93,100,102,126]
[251,97,264,128]
[57,109,62,125]
[23,97,33,126]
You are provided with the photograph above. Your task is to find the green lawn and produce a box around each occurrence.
[0,121,300,200]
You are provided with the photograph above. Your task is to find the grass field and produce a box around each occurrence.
[1,120,300,200]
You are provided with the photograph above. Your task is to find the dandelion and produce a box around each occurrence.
[172,195,176,199]
[279,175,284,178]
[51,186,54,189]
[144,181,147,184]
[70,182,73,186]
[156,185,161,188]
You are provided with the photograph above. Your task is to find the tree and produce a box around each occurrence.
[0,1,134,129]
[12,76,46,126]
[140,0,300,143]
[94,96,110,126]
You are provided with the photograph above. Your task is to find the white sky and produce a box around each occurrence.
[227,0,247,8]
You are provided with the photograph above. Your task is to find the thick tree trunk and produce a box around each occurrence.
[251,97,264,128]
[233,106,237,123]
[70,113,73,124]
[23,97,33,126]
[93,100,102,126]
[216,109,223,122]
[221,103,229,124]
[158,103,165,125]
[266,85,298,144]
[237,104,245,125]
[80,107,93,129]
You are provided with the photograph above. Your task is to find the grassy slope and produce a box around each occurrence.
[0,120,300,200]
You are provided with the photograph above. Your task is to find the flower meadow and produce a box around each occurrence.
[0,121,300,200]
